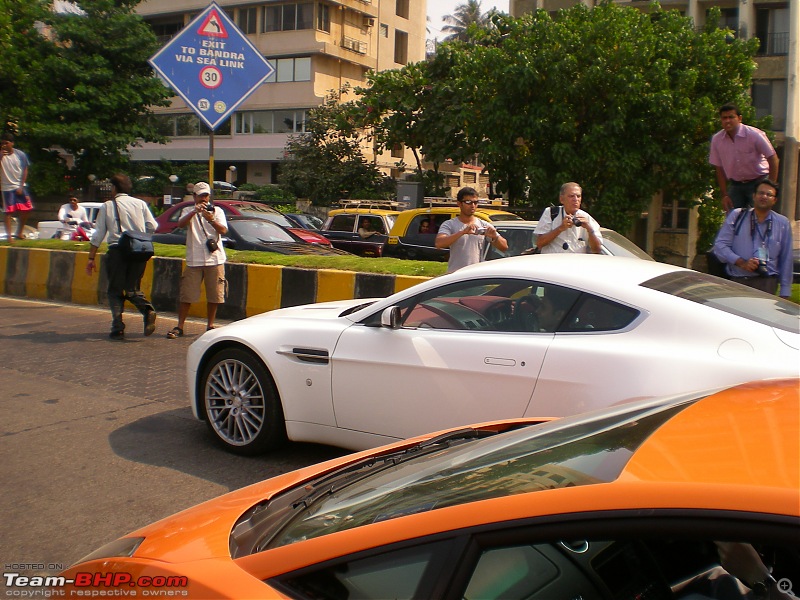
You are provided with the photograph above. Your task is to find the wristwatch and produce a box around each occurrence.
[751,574,777,598]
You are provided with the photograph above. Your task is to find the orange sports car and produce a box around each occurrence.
[58,379,799,599]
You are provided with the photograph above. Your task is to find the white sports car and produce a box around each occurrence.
[187,254,799,455]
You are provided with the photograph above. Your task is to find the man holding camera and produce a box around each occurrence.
[166,182,228,339]
[436,187,507,273]
[535,182,602,254]
[712,179,792,298]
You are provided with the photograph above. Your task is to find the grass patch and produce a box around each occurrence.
[5,238,448,278]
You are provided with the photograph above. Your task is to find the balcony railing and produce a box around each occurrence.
[757,32,789,56]
[342,36,367,54]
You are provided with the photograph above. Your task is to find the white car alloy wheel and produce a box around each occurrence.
[202,348,285,455]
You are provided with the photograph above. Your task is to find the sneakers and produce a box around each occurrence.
[144,310,157,336]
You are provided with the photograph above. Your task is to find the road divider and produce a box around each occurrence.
[0,247,430,321]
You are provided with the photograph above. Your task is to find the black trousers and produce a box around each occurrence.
[105,246,154,333]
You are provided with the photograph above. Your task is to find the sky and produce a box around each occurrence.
[427,0,510,41]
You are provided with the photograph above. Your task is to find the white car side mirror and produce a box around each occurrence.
[381,306,401,329]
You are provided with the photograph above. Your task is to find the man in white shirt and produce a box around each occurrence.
[535,182,602,254]
[57,196,89,239]
[166,182,228,339]
[86,174,158,340]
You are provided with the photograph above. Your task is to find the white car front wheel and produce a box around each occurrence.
[201,348,285,455]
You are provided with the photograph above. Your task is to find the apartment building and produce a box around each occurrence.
[510,0,798,221]
[132,0,427,186]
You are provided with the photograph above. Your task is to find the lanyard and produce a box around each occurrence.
[749,211,772,246]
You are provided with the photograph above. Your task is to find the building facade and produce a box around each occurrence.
[132,0,427,186]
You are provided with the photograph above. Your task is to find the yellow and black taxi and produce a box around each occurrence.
[384,202,523,261]
[320,203,400,257]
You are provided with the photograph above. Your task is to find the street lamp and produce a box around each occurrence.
[227,165,237,185]
[168,174,178,184]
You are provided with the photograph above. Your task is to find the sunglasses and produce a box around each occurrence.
[460,200,478,206]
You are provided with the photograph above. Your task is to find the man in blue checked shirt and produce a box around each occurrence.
[713,179,793,298]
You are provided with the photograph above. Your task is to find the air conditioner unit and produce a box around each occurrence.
[363,17,375,27]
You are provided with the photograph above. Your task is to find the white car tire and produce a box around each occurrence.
[201,348,286,455]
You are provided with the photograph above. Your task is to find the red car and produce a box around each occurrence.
[156,200,332,246]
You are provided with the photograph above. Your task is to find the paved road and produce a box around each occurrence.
[0,296,345,583]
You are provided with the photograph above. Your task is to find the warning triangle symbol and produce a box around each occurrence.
[198,10,228,38]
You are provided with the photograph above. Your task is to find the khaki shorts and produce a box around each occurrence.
[179,264,226,304]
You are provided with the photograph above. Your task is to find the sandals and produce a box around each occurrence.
[166,327,183,339]
[207,325,217,331]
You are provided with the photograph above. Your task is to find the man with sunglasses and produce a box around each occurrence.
[436,187,507,273]
[712,179,792,297]
[535,182,602,254]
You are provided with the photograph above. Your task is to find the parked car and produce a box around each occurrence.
[0,222,39,241]
[186,254,798,454]
[284,212,324,230]
[320,208,400,257]
[37,201,102,240]
[484,220,653,261]
[152,217,351,257]
[384,206,523,261]
[60,379,799,598]
[156,200,332,246]
[213,181,237,193]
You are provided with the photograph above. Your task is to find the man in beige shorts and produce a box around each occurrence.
[166,182,228,338]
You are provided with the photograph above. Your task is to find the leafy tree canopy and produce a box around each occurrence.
[354,2,760,232]
[435,2,759,231]
[0,0,171,195]
[441,0,498,42]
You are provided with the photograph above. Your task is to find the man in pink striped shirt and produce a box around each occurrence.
[709,103,779,213]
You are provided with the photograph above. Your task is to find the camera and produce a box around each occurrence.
[205,200,214,211]
[756,260,769,276]
[205,238,219,253]
[475,227,487,235]
[572,217,583,227]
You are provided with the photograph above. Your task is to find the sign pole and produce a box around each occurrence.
[208,130,215,189]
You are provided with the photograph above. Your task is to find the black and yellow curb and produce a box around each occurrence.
[0,247,430,321]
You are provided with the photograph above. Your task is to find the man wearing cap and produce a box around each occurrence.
[709,103,779,213]
[166,182,228,339]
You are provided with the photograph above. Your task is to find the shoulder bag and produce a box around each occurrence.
[112,197,154,262]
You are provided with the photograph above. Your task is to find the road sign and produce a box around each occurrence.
[148,2,274,131]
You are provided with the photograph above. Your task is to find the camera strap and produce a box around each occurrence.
[196,212,216,241]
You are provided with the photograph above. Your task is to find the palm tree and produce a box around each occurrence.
[440,0,492,42]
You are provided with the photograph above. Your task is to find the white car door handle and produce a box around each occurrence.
[484,357,516,366]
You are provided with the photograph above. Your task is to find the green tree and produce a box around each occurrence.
[356,62,473,195]
[441,0,496,42]
[279,91,391,205]
[437,3,759,232]
[0,0,171,195]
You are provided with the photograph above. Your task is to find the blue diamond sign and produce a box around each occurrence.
[149,2,274,131]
